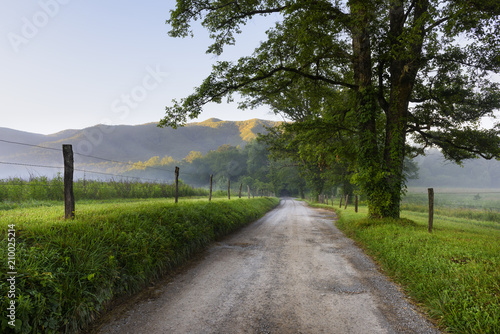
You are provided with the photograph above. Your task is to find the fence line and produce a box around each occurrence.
[0,143,272,218]
[0,139,270,191]
[0,138,201,176]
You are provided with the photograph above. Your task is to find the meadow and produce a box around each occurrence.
[402,187,500,223]
[0,175,214,204]
[310,190,500,333]
[0,197,279,333]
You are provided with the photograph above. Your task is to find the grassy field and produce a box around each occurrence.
[0,176,216,202]
[309,200,499,333]
[0,197,279,334]
[403,187,500,210]
[402,188,500,225]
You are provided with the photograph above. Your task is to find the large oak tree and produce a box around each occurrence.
[161,0,500,218]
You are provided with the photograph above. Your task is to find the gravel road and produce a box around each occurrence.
[96,198,440,334]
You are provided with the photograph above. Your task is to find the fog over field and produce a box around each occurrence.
[407,149,500,189]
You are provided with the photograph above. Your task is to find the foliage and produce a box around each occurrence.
[0,197,279,333]
[259,121,356,200]
[312,203,500,333]
[123,140,302,197]
[162,0,500,218]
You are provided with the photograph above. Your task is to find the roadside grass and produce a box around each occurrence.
[308,202,500,334]
[0,197,279,334]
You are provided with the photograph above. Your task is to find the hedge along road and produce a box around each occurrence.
[97,199,440,334]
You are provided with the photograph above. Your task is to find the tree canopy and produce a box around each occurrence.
[161,0,500,218]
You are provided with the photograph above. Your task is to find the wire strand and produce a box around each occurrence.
[0,139,60,152]
[0,161,63,169]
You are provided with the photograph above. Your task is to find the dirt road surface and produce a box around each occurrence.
[97,199,440,334]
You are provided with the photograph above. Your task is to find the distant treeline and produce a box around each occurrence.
[119,140,307,197]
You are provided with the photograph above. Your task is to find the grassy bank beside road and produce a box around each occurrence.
[309,202,499,333]
[0,197,279,334]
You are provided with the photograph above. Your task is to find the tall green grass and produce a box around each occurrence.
[0,197,279,333]
[0,175,213,202]
[310,202,500,333]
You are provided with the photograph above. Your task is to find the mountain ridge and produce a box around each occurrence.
[0,119,281,178]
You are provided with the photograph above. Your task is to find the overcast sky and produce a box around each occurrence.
[1,0,282,135]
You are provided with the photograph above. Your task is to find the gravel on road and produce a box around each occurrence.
[96,198,440,334]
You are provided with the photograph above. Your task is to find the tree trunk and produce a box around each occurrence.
[349,0,427,218]
[350,0,383,218]
[376,0,427,218]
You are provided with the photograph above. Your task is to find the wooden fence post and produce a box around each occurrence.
[344,194,349,209]
[355,195,358,213]
[63,144,75,219]
[209,174,213,202]
[228,179,231,200]
[175,166,179,203]
[239,183,242,198]
[428,188,434,233]
[83,170,87,197]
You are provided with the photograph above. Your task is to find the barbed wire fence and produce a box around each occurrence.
[0,140,268,218]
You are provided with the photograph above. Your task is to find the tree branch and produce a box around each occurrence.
[277,66,357,90]
[425,16,451,33]
[407,124,500,160]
